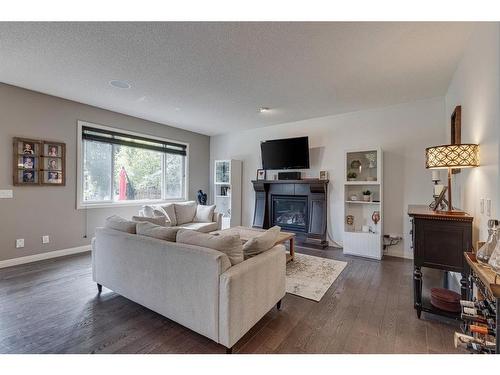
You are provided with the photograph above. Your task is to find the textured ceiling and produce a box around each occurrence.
[0,22,474,135]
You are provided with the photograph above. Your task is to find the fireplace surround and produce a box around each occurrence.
[251,179,328,247]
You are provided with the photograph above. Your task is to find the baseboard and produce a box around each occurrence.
[0,245,91,269]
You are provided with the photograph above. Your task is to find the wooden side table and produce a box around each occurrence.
[408,205,473,319]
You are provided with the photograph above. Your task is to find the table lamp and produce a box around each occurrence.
[425,143,479,214]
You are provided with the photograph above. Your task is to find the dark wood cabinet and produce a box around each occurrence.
[408,205,473,319]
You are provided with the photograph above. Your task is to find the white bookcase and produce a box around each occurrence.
[343,148,383,260]
[214,160,242,229]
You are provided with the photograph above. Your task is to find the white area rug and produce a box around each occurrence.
[286,253,348,302]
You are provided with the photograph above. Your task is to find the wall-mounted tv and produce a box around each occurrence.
[261,136,310,170]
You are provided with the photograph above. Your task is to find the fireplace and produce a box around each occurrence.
[272,195,308,233]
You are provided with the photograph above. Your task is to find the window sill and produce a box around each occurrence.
[77,198,186,210]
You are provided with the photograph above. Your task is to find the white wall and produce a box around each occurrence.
[210,97,446,258]
[445,23,500,243]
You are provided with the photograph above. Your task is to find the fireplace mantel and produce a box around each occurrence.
[251,179,329,247]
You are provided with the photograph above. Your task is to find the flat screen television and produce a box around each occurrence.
[261,136,310,170]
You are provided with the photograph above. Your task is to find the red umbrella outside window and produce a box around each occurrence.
[119,166,127,200]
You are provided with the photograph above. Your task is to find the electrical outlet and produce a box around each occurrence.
[16,239,24,248]
[0,190,13,198]
[486,199,492,217]
[42,235,50,244]
[480,198,485,214]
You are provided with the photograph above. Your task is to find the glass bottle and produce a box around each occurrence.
[488,232,500,274]
[477,219,499,266]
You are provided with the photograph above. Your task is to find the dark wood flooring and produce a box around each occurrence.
[0,247,462,354]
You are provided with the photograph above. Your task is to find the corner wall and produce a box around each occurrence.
[445,23,500,244]
[210,97,446,258]
[0,83,210,262]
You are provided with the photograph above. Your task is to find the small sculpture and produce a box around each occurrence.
[197,190,207,205]
[346,215,354,226]
[371,211,380,225]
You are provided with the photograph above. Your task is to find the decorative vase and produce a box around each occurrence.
[363,195,371,202]
[477,219,499,266]
[371,211,380,225]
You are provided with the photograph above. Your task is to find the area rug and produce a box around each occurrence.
[286,253,348,302]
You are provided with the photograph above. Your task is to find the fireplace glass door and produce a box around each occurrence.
[272,195,308,232]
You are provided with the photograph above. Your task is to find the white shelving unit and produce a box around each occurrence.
[214,160,242,229]
[343,148,383,260]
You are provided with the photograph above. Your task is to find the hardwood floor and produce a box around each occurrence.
[0,247,462,354]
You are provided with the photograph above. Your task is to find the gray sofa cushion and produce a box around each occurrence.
[136,222,180,242]
[174,201,197,225]
[243,226,281,259]
[132,215,168,226]
[177,229,244,265]
[159,203,177,226]
[194,204,216,223]
[105,215,136,234]
[179,222,218,233]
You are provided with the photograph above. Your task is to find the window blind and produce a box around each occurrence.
[82,126,187,156]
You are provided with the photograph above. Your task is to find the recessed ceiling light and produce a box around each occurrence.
[109,80,132,89]
[259,107,270,113]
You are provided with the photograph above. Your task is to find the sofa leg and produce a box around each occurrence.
[226,347,233,354]
[97,283,102,293]
[277,299,282,311]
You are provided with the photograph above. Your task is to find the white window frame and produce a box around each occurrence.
[76,120,189,209]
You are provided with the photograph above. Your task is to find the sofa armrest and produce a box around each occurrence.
[218,245,286,348]
[213,212,223,230]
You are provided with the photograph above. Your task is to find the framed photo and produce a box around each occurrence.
[256,169,266,180]
[41,141,66,186]
[13,137,66,186]
[319,170,328,180]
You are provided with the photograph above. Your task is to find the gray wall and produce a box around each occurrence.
[0,83,210,262]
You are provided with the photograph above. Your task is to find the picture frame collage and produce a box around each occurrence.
[13,137,66,186]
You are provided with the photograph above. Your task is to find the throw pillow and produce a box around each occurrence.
[159,203,177,226]
[105,215,137,234]
[174,201,198,225]
[132,215,168,227]
[243,226,281,259]
[176,229,244,265]
[193,204,216,223]
[136,221,180,242]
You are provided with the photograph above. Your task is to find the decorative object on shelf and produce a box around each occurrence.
[350,194,358,201]
[350,159,361,171]
[346,215,354,226]
[319,170,328,180]
[13,137,66,186]
[362,190,371,202]
[197,190,208,205]
[371,211,380,225]
[430,287,461,313]
[425,143,479,214]
[365,152,377,169]
[347,171,357,181]
[477,219,499,266]
[256,169,266,180]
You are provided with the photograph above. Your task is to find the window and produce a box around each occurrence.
[78,122,187,208]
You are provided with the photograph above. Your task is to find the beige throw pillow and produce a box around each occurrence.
[136,222,179,242]
[243,226,281,259]
[105,215,137,234]
[194,204,216,223]
[177,229,244,265]
[132,216,168,227]
[159,203,177,226]
[174,201,197,225]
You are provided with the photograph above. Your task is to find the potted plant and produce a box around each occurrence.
[347,172,357,181]
[362,190,372,202]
